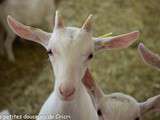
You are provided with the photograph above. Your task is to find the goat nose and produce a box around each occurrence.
[59,84,75,99]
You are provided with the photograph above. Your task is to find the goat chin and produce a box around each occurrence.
[37,84,99,120]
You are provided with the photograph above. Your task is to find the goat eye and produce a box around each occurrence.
[97,109,102,116]
[88,53,93,60]
[47,49,53,55]
[135,117,140,120]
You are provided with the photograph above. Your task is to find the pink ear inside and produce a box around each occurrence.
[105,31,139,49]
[7,16,35,40]
[138,43,160,70]
[82,69,95,89]
[82,69,105,99]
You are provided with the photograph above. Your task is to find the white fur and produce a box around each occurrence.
[97,93,140,120]
[38,84,97,120]
[7,14,99,120]
[37,27,98,120]
[87,85,160,120]
[38,27,98,120]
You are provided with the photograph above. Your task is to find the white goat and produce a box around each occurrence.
[82,43,160,120]
[0,0,55,61]
[7,11,139,120]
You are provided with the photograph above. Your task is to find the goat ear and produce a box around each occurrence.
[82,69,95,90]
[82,69,104,99]
[94,31,139,51]
[139,95,160,115]
[7,15,51,48]
[138,43,160,70]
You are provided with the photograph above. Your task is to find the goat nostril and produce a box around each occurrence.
[59,85,75,98]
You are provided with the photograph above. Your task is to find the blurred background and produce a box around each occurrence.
[0,0,160,120]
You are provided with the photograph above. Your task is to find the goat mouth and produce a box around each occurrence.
[62,94,75,101]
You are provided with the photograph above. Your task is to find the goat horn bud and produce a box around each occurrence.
[82,14,93,32]
[54,11,64,29]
